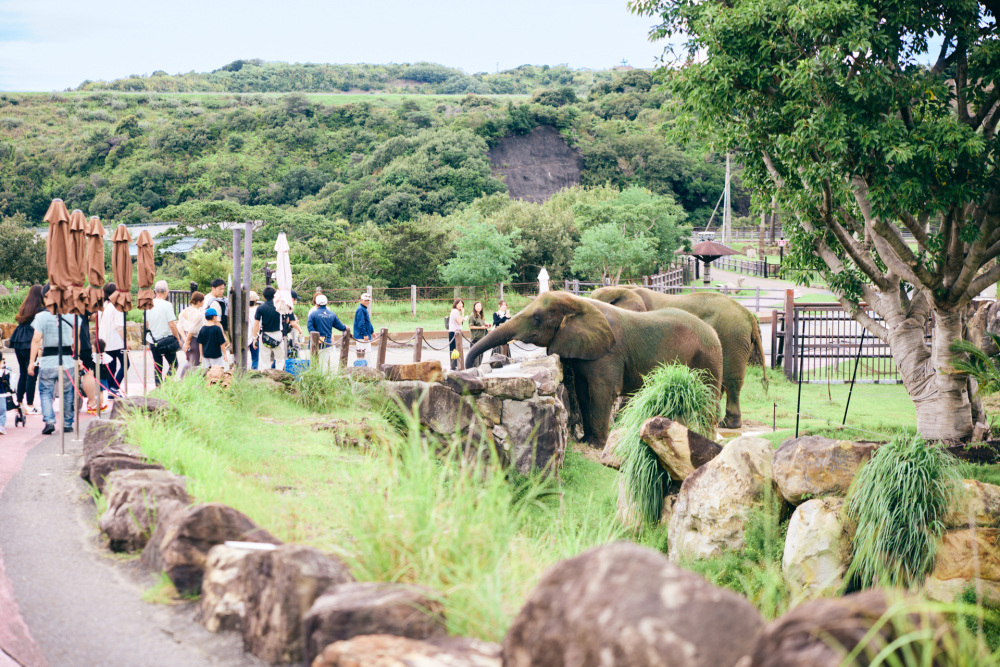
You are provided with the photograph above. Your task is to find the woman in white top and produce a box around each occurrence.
[178,291,206,379]
[98,283,126,395]
[448,298,465,370]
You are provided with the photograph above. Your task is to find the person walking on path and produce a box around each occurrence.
[198,309,230,368]
[448,298,466,370]
[144,281,181,386]
[353,293,374,364]
[10,285,45,414]
[252,287,285,372]
[178,291,206,379]
[203,279,228,331]
[468,301,489,368]
[247,290,260,370]
[307,295,347,372]
[28,308,95,434]
[492,299,512,358]
[97,283,126,395]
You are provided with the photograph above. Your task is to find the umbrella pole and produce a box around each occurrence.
[74,318,80,441]
[95,309,101,419]
[143,311,148,395]
[123,311,128,397]
[58,308,65,455]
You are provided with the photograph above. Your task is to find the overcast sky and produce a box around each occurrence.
[0,0,671,91]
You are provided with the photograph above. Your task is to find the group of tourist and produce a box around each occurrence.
[448,298,512,370]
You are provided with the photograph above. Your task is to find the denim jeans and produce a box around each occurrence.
[39,367,74,429]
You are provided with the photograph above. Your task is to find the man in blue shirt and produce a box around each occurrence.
[28,310,96,434]
[306,295,347,372]
[353,292,374,363]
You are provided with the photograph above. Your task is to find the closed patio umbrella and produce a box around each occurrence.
[110,224,133,395]
[42,198,72,453]
[135,230,155,393]
[67,209,88,316]
[273,232,293,315]
[86,216,106,416]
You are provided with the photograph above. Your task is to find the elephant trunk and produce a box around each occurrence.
[466,320,520,368]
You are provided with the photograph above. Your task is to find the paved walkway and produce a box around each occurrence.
[0,410,259,666]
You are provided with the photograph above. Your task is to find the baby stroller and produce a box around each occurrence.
[1,366,25,428]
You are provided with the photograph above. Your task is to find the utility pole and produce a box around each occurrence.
[723,153,732,245]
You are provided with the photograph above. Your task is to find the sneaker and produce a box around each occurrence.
[64,426,74,433]
[41,423,55,435]
[0,425,6,435]
[27,406,40,415]
[86,404,110,416]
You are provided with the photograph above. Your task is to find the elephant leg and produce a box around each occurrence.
[581,378,618,448]
[720,374,744,429]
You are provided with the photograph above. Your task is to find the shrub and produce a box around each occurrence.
[617,363,719,525]
[846,432,960,589]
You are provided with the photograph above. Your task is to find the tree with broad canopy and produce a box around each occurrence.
[631,0,1000,442]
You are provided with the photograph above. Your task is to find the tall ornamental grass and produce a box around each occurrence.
[845,432,960,590]
[617,363,719,525]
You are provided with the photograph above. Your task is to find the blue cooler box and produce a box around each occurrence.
[285,358,310,379]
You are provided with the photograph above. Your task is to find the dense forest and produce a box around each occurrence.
[0,62,746,289]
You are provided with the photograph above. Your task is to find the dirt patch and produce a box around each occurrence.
[488,125,583,203]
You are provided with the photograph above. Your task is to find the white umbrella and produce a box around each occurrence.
[538,267,550,293]
[273,232,294,315]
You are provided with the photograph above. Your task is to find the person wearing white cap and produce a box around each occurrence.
[306,294,348,372]
[353,292,374,362]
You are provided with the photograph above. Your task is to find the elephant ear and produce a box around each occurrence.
[548,300,616,361]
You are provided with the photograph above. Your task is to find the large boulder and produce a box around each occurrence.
[342,366,386,382]
[445,371,485,396]
[475,395,502,425]
[668,435,774,561]
[241,544,354,664]
[108,395,173,421]
[313,635,500,667]
[83,452,165,494]
[599,427,625,470]
[302,582,446,665]
[640,417,722,481]
[385,361,444,383]
[500,395,567,475]
[772,436,876,505]
[944,479,1000,528]
[481,376,535,401]
[519,354,562,396]
[781,498,852,600]
[82,419,129,467]
[199,544,254,632]
[503,542,763,667]
[923,527,1000,604]
[386,381,480,436]
[140,502,281,596]
[98,469,190,553]
[746,589,949,666]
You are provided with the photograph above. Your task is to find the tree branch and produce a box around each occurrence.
[899,211,930,250]
[971,87,999,130]
[761,150,785,189]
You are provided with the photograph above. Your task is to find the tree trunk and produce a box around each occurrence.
[886,308,974,443]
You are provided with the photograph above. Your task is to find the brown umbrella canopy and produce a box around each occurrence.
[689,240,740,262]
[109,224,133,313]
[135,230,155,311]
[43,199,72,313]
[67,209,88,315]
[85,216,106,311]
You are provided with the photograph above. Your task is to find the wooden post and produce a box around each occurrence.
[231,229,243,369]
[413,328,423,362]
[573,279,580,296]
[456,333,465,370]
[771,309,779,368]
[242,221,254,368]
[454,286,460,300]
[499,282,504,301]
[783,288,795,380]
[376,327,389,369]
[410,285,417,316]
[310,331,320,366]
[338,329,351,370]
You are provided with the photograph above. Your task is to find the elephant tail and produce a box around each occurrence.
[748,312,769,391]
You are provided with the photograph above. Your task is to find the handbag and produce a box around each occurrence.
[261,333,282,349]
[149,333,180,355]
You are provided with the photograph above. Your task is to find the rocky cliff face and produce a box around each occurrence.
[488,126,582,203]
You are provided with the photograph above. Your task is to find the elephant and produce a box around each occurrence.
[465,291,723,447]
[590,286,767,428]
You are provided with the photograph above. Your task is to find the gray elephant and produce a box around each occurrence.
[465,291,722,447]
[590,286,767,428]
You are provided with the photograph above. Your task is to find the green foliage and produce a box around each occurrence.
[846,433,961,589]
[571,223,656,283]
[682,493,790,620]
[950,335,1000,397]
[184,247,230,291]
[0,213,46,285]
[440,220,521,286]
[617,364,719,525]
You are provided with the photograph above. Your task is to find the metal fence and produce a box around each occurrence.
[772,302,907,384]
[712,255,775,278]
